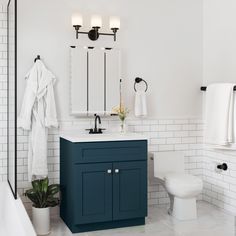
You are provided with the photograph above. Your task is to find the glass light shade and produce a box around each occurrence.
[71,13,83,26]
[91,15,102,28]
[110,16,120,29]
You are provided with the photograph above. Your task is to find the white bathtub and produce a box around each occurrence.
[0,182,36,236]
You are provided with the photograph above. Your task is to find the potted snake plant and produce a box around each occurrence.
[25,177,59,235]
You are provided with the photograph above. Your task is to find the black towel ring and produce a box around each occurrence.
[134,77,148,92]
[34,55,41,63]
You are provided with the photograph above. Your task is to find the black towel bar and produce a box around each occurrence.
[201,86,236,91]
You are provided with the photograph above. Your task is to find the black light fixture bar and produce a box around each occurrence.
[100,28,119,41]
[73,26,119,41]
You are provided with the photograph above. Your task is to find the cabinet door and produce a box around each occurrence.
[73,163,112,225]
[113,161,147,220]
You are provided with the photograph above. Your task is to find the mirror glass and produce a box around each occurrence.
[70,47,121,116]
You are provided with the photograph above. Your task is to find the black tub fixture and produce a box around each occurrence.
[72,14,120,41]
[134,77,148,92]
[217,163,228,171]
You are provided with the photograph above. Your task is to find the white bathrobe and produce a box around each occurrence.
[18,60,58,181]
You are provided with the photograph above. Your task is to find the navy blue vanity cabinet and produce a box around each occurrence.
[60,138,147,233]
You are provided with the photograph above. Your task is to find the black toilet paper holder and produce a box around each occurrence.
[217,163,228,171]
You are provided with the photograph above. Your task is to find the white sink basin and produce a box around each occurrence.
[60,132,148,143]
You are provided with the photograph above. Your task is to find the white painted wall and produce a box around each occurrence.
[0,0,8,6]
[203,0,236,85]
[17,0,203,119]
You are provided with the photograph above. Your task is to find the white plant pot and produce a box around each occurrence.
[32,207,50,235]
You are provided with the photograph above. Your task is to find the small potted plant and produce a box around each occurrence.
[25,177,60,235]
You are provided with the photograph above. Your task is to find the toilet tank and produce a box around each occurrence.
[148,152,159,184]
[154,152,185,180]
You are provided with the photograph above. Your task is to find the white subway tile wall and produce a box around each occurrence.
[17,118,204,211]
[0,5,7,183]
[203,148,236,214]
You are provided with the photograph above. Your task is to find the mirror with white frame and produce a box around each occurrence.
[70,46,121,116]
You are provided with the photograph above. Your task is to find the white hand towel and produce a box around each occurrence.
[205,83,235,147]
[135,91,147,117]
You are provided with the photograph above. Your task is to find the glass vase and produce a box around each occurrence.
[120,119,126,133]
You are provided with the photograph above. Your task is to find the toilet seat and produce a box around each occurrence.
[165,173,203,198]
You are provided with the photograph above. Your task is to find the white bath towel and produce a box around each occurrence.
[134,91,147,117]
[205,83,235,147]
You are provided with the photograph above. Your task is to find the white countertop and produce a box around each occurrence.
[60,132,148,143]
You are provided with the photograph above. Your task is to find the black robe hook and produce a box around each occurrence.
[34,55,41,63]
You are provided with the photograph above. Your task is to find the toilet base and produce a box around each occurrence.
[171,197,197,220]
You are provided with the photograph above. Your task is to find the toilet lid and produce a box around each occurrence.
[164,173,202,187]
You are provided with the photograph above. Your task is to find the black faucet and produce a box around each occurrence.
[94,115,101,132]
[86,114,106,134]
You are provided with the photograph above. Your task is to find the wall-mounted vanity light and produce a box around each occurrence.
[72,14,120,41]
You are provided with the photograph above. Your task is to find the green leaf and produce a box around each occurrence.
[25,189,40,206]
[32,179,41,192]
[46,197,59,207]
[48,184,59,196]
[41,178,49,193]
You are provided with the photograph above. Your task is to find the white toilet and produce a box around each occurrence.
[153,152,203,220]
